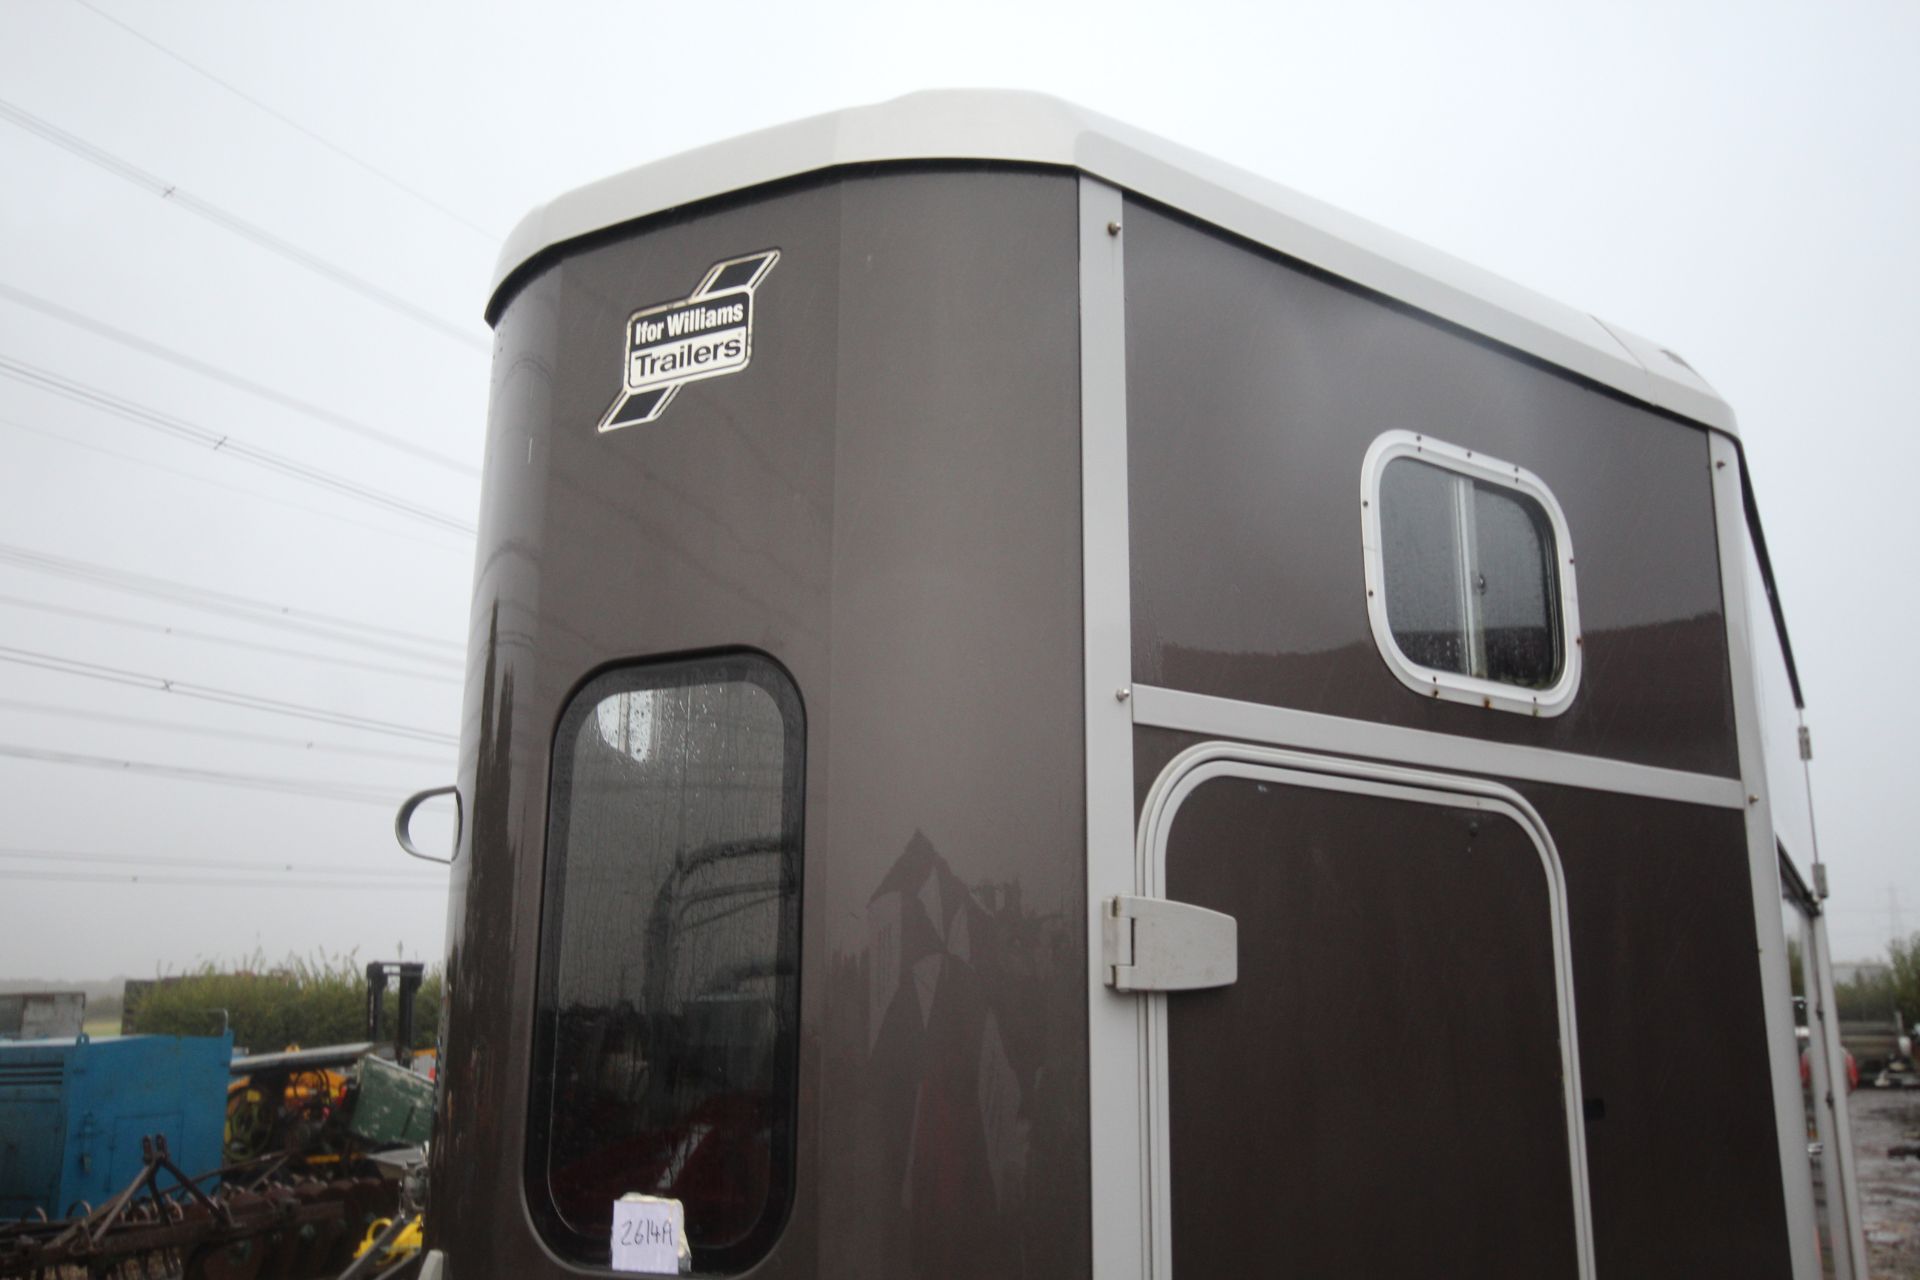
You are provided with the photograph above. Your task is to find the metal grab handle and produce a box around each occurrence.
[394,785,462,865]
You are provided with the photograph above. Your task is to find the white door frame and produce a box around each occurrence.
[1127,740,1596,1280]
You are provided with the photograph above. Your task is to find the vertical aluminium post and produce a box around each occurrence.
[1710,430,1821,1279]
[1080,175,1147,1280]
[1809,908,1870,1271]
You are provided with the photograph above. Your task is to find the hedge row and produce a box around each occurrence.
[128,952,441,1053]
[1834,932,1920,1027]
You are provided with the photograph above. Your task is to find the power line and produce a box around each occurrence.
[0,414,472,555]
[0,847,444,879]
[0,281,479,477]
[0,593,461,684]
[0,96,487,353]
[0,542,463,659]
[0,742,418,806]
[68,0,501,243]
[0,645,459,745]
[0,868,447,891]
[0,697,453,766]
[0,353,476,535]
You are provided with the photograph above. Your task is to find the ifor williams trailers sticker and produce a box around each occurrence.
[597,249,780,433]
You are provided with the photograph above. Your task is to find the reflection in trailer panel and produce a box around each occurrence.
[402,92,1865,1280]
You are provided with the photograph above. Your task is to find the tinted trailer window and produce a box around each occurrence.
[528,654,803,1272]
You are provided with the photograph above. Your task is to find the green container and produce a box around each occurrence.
[348,1055,434,1146]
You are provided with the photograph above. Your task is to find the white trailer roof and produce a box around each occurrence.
[491,90,1733,434]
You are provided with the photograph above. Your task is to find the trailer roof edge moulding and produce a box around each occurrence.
[488,89,1730,434]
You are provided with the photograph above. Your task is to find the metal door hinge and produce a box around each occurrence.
[1102,895,1237,993]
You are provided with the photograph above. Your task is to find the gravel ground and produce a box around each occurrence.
[1852,1087,1920,1279]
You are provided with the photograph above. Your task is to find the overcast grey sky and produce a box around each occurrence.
[0,0,1914,978]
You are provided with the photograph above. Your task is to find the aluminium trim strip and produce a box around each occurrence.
[1135,742,1596,1279]
[1710,429,1821,1279]
[1079,175,1148,1280]
[1131,684,1747,809]
[1789,907,1857,1280]
[1810,906,1871,1273]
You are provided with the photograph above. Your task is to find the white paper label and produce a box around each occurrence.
[610,1196,685,1274]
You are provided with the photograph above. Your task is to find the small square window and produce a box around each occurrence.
[1362,433,1581,715]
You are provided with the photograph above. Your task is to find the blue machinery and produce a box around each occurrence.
[0,1032,231,1219]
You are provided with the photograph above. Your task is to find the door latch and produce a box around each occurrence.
[1102,895,1238,993]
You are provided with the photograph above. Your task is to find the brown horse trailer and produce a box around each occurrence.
[399,92,1868,1279]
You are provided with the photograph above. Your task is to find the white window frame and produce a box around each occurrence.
[1361,430,1582,717]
